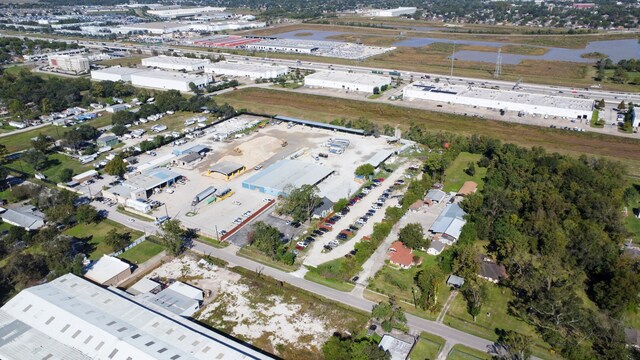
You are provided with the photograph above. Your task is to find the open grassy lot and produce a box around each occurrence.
[443,152,487,192]
[216,88,640,178]
[625,181,640,244]
[304,269,355,292]
[5,152,91,183]
[1,113,113,153]
[118,240,164,264]
[130,111,207,133]
[410,332,446,360]
[64,219,143,260]
[237,246,299,272]
[96,55,148,67]
[444,283,560,360]
[195,235,229,248]
[367,254,450,321]
[447,344,491,360]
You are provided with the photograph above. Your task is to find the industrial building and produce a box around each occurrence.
[208,161,246,180]
[189,21,266,32]
[48,55,90,73]
[242,159,334,196]
[130,70,211,92]
[403,81,594,119]
[429,203,467,245]
[103,168,181,204]
[205,61,289,79]
[115,22,191,35]
[369,7,418,17]
[0,273,274,360]
[91,66,145,82]
[245,40,320,54]
[142,55,210,72]
[366,149,395,168]
[305,71,392,94]
[148,6,226,18]
[83,255,131,286]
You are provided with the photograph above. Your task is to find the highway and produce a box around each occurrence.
[3,32,639,107]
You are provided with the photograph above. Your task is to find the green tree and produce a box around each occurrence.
[248,221,281,259]
[111,124,128,137]
[105,229,131,251]
[104,156,127,178]
[355,163,375,178]
[373,86,380,95]
[75,204,99,224]
[611,67,628,84]
[452,244,479,279]
[159,219,186,256]
[350,338,390,360]
[462,280,486,322]
[371,297,407,332]
[323,335,351,360]
[333,198,349,213]
[495,330,532,360]
[59,168,74,182]
[22,149,48,171]
[414,267,445,311]
[111,110,138,126]
[617,101,626,111]
[597,99,605,109]
[465,161,476,176]
[31,134,52,153]
[276,184,322,223]
[398,223,425,250]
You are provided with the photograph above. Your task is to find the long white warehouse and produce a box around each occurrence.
[0,273,273,360]
[130,70,211,91]
[142,55,210,71]
[148,6,226,18]
[403,81,594,119]
[91,66,145,82]
[304,71,391,94]
[369,7,417,17]
[205,61,289,79]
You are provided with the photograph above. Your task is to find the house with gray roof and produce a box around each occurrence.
[429,203,466,245]
[0,207,45,230]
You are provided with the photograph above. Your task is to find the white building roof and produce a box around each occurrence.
[305,71,391,87]
[366,149,394,168]
[0,273,273,360]
[131,70,209,83]
[128,277,162,295]
[167,282,204,301]
[142,55,210,67]
[92,66,145,76]
[0,208,44,230]
[206,61,288,74]
[84,255,130,284]
[378,334,413,360]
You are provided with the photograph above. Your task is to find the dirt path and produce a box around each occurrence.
[437,290,459,323]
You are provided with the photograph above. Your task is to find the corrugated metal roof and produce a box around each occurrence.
[209,161,244,175]
[366,149,394,168]
[0,209,44,230]
[0,273,274,360]
[429,203,466,234]
[275,116,366,135]
[243,159,333,194]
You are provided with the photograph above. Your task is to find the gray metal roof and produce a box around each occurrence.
[447,274,465,287]
[0,273,274,360]
[366,149,394,168]
[243,160,334,194]
[425,189,446,202]
[142,288,200,317]
[428,240,446,252]
[275,116,366,135]
[209,161,245,175]
[430,203,466,234]
[378,334,413,360]
[178,152,202,163]
[0,209,44,230]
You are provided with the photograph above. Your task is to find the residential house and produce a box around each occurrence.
[408,200,423,212]
[312,197,334,219]
[427,239,446,256]
[477,255,507,283]
[424,189,447,204]
[388,241,422,269]
[96,135,119,147]
[0,206,46,230]
[378,334,415,360]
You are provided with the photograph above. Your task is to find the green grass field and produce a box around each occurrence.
[447,345,491,360]
[64,219,143,260]
[195,235,229,248]
[304,269,355,292]
[410,332,445,360]
[443,152,488,192]
[444,283,559,359]
[5,152,91,183]
[118,240,164,264]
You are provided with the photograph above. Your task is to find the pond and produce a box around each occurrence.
[272,30,640,64]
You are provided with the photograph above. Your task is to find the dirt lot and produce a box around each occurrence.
[143,254,367,359]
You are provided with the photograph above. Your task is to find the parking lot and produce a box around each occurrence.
[301,161,414,267]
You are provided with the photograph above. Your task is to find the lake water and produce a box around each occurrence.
[272,30,640,64]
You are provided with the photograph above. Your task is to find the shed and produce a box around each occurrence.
[427,240,446,256]
[378,334,414,360]
[458,181,478,196]
[208,161,246,180]
[447,274,465,288]
[425,189,447,204]
[84,255,131,286]
[97,135,119,147]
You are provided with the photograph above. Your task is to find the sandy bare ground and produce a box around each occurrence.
[216,135,286,169]
[146,255,343,358]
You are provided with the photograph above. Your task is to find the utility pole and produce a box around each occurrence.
[450,41,456,78]
[494,48,502,79]
[164,203,169,218]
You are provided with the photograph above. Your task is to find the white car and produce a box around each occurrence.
[296,242,308,248]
